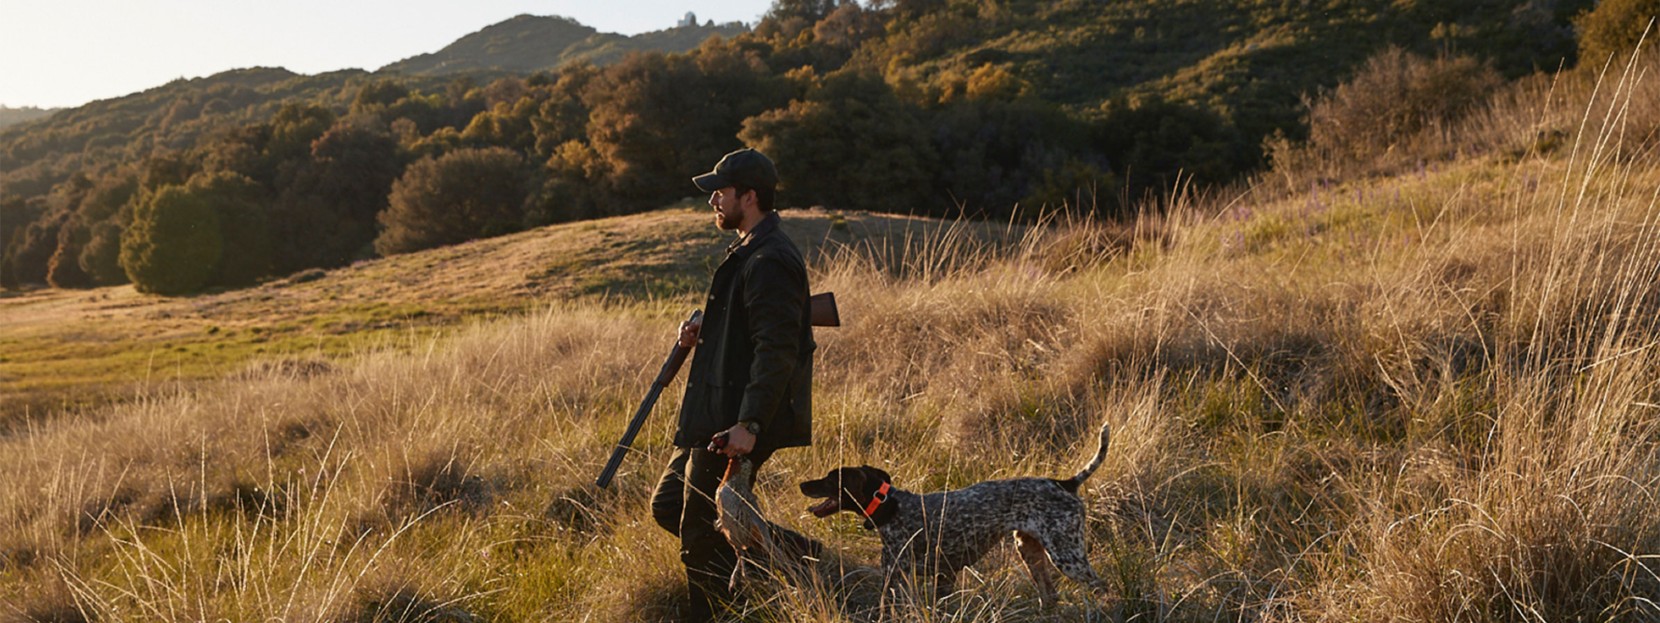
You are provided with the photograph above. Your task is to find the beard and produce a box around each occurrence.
[714,207,740,231]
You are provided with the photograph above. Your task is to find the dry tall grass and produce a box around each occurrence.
[4,54,1660,623]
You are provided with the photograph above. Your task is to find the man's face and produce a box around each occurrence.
[709,186,752,231]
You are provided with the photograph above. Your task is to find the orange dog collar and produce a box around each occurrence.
[863,481,891,518]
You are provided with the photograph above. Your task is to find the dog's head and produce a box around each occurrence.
[799,465,892,520]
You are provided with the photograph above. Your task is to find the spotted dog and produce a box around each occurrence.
[798,422,1113,606]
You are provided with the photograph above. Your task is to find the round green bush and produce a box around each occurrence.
[120,184,223,295]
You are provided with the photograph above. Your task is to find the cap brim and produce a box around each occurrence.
[692,172,729,192]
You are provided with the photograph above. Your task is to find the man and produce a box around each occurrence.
[650,147,814,621]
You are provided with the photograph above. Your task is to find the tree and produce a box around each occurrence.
[46,215,92,288]
[765,0,842,24]
[113,171,266,294]
[73,172,139,286]
[0,196,43,290]
[271,119,405,272]
[121,183,223,295]
[530,64,598,160]
[1577,0,1660,68]
[759,0,848,39]
[529,139,611,225]
[80,221,127,286]
[461,98,540,152]
[351,79,411,116]
[740,71,937,213]
[583,51,788,210]
[1095,94,1249,201]
[375,147,528,256]
[36,173,95,288]
[4,202,65,288]
[194,172,271,288]
[268,102,336,162]
[929,98,1106,218]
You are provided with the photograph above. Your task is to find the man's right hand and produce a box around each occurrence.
[678,316,703,348]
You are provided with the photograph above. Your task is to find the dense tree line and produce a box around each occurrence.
[2,0,1631,295]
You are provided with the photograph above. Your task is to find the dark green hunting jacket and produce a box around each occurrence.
[675,212,814,453]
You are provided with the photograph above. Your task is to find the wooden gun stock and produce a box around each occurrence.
[809,292,839,327]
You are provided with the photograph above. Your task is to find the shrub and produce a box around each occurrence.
[120,184,223,295]
[114,171,266,294]
[72,173,139,286]
[927,98,1108,218]
[1303,47,1502,163]
[45,216,91,288]
[270,120,404,272]
[1576,0,1660,69]
[78,221,127,285]
[196,172,271,288]
[4,207,68,289]
[375,147,528,256]
[1094,95,1246,202]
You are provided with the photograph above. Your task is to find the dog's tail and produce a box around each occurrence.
[1057,421,1111,494]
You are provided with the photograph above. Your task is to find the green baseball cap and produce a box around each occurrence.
[692,148,778,193]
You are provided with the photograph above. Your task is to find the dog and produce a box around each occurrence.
[797,421,1113,607]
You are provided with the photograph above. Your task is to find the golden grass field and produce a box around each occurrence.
[3,55,1659,622]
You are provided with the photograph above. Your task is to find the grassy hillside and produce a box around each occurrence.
[2,52,1659,623]
[856,0,1589,135]
[0,206,1014,426]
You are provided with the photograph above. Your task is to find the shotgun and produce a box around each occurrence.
[594,293,840,489]
[595,309,701,489]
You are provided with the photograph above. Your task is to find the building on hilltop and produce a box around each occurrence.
[678,12,697,28]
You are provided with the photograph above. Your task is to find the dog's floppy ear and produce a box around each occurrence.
[837,467,868,492]
[859,465,892,486]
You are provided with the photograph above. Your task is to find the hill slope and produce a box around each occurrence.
[1,51,1659,620]
[871,0,1589,135]
[379,14,748,76]
[0,106,58,129]
[0,205,1013,425]
[1,1,1604,299]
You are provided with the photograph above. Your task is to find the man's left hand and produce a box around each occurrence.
[716,424,756,457]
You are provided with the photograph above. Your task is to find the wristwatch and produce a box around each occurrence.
[739,420,763,435]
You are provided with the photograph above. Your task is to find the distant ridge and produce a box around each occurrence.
[379,14,748,76]
[0,105,61,130]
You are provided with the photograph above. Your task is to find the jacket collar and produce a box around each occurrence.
[726,211,781,258]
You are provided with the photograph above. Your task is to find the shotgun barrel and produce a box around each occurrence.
[594,309,702,489]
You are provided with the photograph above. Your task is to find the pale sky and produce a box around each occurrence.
[0,1,777,109]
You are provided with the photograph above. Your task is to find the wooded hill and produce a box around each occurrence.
[0,106,61,130]
[0,0,1607,296]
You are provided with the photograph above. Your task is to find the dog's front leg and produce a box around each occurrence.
[876,573,907,619]
[877,554,923,616]
[931,569,960,604]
